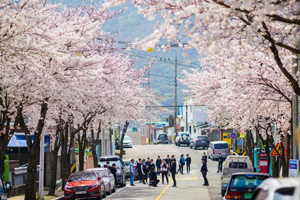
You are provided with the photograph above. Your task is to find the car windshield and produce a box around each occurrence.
[124,136,131,140]
[215,143,229,149]
[68,172,97,182]
[88,169,108,177]
[99,161,121,169]
[230,175,269,188]
[197,136,207,140]
[158,134,167,139]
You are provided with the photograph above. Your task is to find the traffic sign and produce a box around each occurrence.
[230,133,236,139]
[271,142,287,156]
[240,133,245,138]
[237,138,243,145]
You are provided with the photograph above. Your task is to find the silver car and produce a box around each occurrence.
[123,135,133,148]
[207,141,230,160]
[251,177,298,200]
[86,168,116,195]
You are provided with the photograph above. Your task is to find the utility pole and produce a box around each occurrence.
[39,128,45,200]
[102,127,105,156]
[293,42,300,159]
[173,50,178,136]
[147,69,151,144]
[186,104,188,132]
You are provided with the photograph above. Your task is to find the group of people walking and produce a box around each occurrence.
[129,152,224,188]
[130,154,192,187]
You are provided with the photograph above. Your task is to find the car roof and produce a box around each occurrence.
[86,168,107,171]
[71,171,96,175]
[226,155,250,159]
[231,172,270,176]
[257,178,298,191]
[178,132,189,134]
[100,155,119,161]
[211,141,228,144]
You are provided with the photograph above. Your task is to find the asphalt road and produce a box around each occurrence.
[105,144,223,200]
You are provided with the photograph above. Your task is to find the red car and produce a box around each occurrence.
[64,171,105,200]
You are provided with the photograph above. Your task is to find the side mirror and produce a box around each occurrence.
[98,176,101,180]
[65,179,68,183]
[5,182,11,192]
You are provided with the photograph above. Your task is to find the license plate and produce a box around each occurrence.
[76,191,86,194]
[200,141,206,143]
[245,193,252,199]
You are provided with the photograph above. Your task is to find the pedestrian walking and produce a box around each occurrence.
[137,158,143,182]
[149,168,161,187]
[161,159,169,184]
[156,156,162,172]
[201,158,209,186]
[202,152,207,163]
[130,159,135,186]
[166,155,171,176]
[217,153,224,173]
[177,154,184,174]
[141,159,148,184]
[186,154,191,173]
[170,159,177,187]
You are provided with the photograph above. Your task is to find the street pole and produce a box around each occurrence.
[171,50,178,136]
[293,42,300,159]
[148,69,151,144]
[186,104,188,132]
[102,128,105,156]
[39,128,45,200]
[112,122,115,155]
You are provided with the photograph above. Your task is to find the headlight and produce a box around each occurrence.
[65,186,71,190]
[91,183,99,188]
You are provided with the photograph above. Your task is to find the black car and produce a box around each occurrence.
[155,134,169,144]
[189,136,210,149]
[224,173,270,200]
[98,156,126,187]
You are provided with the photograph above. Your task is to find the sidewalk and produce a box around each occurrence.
[8,189,64,200]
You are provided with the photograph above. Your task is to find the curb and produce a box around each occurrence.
[52,195,64,200]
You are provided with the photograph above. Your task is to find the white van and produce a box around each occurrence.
[207,141,230,160]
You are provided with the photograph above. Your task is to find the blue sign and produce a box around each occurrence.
[230,133,236,139]
[237,138,243,145]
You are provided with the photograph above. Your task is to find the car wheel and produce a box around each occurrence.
[190,144,192,149]
[194,145,197,150]
[107,184,112,195]
[102,187,106,198]
[178,142,181,146]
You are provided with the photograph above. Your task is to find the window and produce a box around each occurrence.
[229,162,248,169]
[274,187,295,200]
[68,173,97,182]
[214,143,229,149]
[230,175,268,188]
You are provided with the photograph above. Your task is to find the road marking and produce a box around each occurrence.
[177,177,198,180]
[156,174,179,200]
[132,146,141,151]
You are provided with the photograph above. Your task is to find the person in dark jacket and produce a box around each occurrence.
[149,168,161,187]
[200,158,209,186]
[137,158,142,182]
[171,155,176,163]
[217,153,224,173]
[170,159,177,187]
[202,152,207,163]
[110,164,117,186]
[141,159,148,184]
[186,154,191,173]
[156,156,162,172]
[149,159,155,171]
[166,155,171,176]
[177,154,184,174]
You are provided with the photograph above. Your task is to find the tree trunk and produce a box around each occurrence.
[272,156,279,177]
[48,132,60,196]
[245,130,255,168]
[119,121,129,159]
[61,123,70,190]
[78,129,88,171]
[91,121,101,168]
[23,102,48,200]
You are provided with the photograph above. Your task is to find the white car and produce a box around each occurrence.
[251,177,298,200]
[175,132,190,146]
[86,168,116,195]
[123,135,133,148]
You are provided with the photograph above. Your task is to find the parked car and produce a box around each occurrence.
[87,168,116,195]
[0,178,11,200]
[98,155,126,187]
[155,133,169,144]
[123,159,138,179]
[224,172,270,200]
[64,171,105,200]
[175,132,190,146]
[189,136,210,149]
[123,135,133,148]
[207,141,230,160]
[251,177,298,200]
[221,155,254,196]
